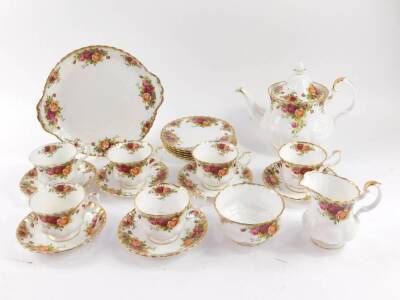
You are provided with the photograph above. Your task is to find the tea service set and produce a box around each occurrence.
[16,45,382,257]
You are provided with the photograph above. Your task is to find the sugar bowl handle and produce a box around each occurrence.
[237,151,252,167]
[354,181,382,222]
[329,77,356,123]
[324,150,341,168]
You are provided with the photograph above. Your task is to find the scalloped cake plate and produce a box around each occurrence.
[37,45,164,156]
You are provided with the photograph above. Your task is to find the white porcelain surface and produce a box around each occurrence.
[29,142,77,167]
[106,141,153,164]
[237,64,356,148]
[279,142,326,166]
[192,142,251,190]
[134,184,190,244]
[36,45,164,156]
[30,183,85,214]
[301,172,382,249]
[215,184,284,245]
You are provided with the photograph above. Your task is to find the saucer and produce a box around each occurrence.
[19,161,97,197]
[16,201,106,254]
[262,160,335,202]
[178,162,253,199]
[97,157,168,197]
[118,208,208,258]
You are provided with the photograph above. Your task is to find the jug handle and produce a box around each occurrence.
[354,180,381,222]
[328,77,356,123]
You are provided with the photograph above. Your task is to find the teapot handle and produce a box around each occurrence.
[354,181,381,222]
[328,77,356,123]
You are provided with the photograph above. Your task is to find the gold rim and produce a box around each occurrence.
[278,141,327,168]
[36,45,164,157]
[192,141,239,166]
[300,171,362,203]
[160,115,237,151]
[96,161,169,197]
[117,208,208,258]
[133,183,192,218]
[268,81,329,105]
[16,201,107,254]
[106,141,154,165]
[214,182,285,226]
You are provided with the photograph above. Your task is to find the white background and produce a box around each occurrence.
[0,0,399,299]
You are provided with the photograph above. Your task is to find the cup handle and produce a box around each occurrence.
[88,192,99,202]
[328,77,356,123]
[354,181,382,222]
[323,150,341,169]
[237,151,252,167]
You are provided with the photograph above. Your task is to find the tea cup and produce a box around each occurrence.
[192,141,251,190]
[29,183,94,241]
[106,141,153,189]
[134,183,191,244]
[214,183,284,246]
[278,141,341,193]
[29,142,86,185]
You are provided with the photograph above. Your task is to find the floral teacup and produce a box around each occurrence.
[134,183,191,244]
[106,141,153,189]
[29,183,96,242]
[214,183,284,246]
[192,141,251,190]
[29,142,85,185]
[278,141,341,193]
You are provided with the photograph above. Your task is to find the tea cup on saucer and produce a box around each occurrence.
[29,142,86,185]
[192,141,251,191]
[29,183,93,242]
[215,183,285,246]
[106,141,153,189]
[278,141,341,193]
[134,183,191,244]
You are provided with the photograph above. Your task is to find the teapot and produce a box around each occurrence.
[237,63,355,148]
[300,171,381,249]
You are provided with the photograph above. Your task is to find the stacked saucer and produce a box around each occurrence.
[160,116,237,161]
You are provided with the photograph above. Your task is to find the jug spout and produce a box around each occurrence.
[236,87,265,124]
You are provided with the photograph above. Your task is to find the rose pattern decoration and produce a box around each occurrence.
[150,185,177,199]
[115,163,143,178]
[201,163,230,179]
[290,142,315,155]
[48,67,60,86]
[38,212,73,229]
[189,116,217,127]
[85,210,105,236]
[287,164,315,176]
[44,94,63,130]
[148,167,168,186]
[20,169,38,196]
[146,215,180,232]
[318,197,353,223]
[182,211,207,247]
[263,162,281,188]
[93,137,118,155]
[139,76,156,109]
[246,221,279,240]
[43,162,73,179]
[271,83,324,135]
[50,183,76,198]
[123,142,143,153]
[212,143,233,155]
[122,54,140,67]
[140,119,153,138]
[39,144,61,157]
[162,130,180,146]
[73,48,110,66]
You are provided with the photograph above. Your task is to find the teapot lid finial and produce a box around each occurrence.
[293,62,306,73]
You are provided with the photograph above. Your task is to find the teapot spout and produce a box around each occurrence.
[236,87,265,124]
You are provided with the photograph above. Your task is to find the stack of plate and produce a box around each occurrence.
[160,116,237,161]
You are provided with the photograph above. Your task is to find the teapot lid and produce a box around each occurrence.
[268,62,328,104]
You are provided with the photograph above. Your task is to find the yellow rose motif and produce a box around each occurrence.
[167,217,179,229]
[218,168,228,177]
[91,52,101,63]
[142,92,152,102]
[268,223,277,235]
[49,101,59,112]
[62,165,72,176]
[336,210,348,220]
[130,166,141,176]
[56,216,69,226]
[100,140,110,150]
